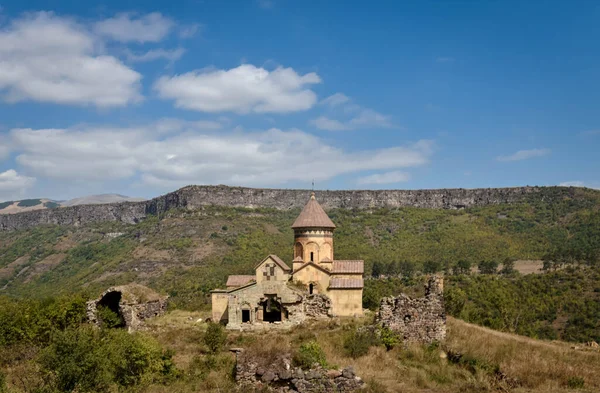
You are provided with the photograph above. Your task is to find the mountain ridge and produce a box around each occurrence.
[0,184,598,232]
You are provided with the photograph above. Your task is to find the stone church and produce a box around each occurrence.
[211,192,364,329]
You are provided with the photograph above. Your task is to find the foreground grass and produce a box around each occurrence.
[136,312,600,393]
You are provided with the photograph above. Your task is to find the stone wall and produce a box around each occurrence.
[377,276,446,344]
[87,284,168,332]
[234,350,364,392]
[0,184,581,231]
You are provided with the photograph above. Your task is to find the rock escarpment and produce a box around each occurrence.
[0,184,581,231]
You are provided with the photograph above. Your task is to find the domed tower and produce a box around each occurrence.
[291,192,336,271]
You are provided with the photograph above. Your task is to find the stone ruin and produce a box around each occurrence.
[377,275,446,344]
[233,349,364,393]
[87,283,168,331]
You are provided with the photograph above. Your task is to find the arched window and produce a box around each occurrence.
[309,283,314,294]
[310,252,314,262]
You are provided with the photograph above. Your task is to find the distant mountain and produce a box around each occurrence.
[60,194,146,207]
[0,194,145,215]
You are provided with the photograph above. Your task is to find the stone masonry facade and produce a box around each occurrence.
[377,276,446,344]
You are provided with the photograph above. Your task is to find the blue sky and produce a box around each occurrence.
[0,0,598,201]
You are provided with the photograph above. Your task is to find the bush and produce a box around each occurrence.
[38,327,178,392]
[343,329,379,359]
[293,341,327,369]
[204,322,227,354]
[567,376,585,389]
[379,326,401,351]
[478,260,499,275]
[96,305,125,329]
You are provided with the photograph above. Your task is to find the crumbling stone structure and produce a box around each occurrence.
[234,350,364,392]
[87,283,167,332]
[377,276,446,344]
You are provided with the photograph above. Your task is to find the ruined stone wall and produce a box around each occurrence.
[235,351,364,392]
[377,276,446,344]
[0,185,579,231]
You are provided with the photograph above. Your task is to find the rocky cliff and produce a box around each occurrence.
[0,185,582,231]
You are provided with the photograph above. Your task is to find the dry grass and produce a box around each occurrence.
[446,316,600,392]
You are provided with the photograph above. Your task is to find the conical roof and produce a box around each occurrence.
[291,192,336,229]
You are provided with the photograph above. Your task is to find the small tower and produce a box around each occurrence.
[291,192,336,271]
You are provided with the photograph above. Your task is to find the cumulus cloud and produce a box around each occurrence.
[311,93,392,131]
[0,12,142,107]
[0,169,35,201]
[320,93,350,107]
[93,12,173,43]
[497,148,550,162]
[154,64,321,113]
[9,122,433,190]
[125,48,185,63]
[357,171,410,185]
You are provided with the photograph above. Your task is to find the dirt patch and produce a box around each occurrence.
[133,246,171,261]
[190,242,216,263]
[23,253,66,283]
[513,260,544,274]
[54,237,77,251]
[263,223,281,235]
[0,255,31,279]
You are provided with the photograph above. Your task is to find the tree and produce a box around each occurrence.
[203,322,227,353]
[423,260,443,274]
[500,258,516,275]
[371,261,383,278]
[398,261,416,278]
[478,260,499,275]
[453,260,472,275]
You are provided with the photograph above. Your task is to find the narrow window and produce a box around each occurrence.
[310,252,314,262]
[309,284,314,294]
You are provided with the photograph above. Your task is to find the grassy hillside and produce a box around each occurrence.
[1,302,599,393]
[0,187,598,340]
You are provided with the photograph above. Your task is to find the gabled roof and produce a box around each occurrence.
[329,278,364,289]
[226,275,255,287]
[254,254,291,272]
[291,192,336,229]
[332,260,364,274]
[292,261,331,276]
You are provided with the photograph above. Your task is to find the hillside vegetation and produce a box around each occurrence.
[0,186,598,342]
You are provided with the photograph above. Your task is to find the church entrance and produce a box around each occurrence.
[261,296,283,323]
[242,309,250,323]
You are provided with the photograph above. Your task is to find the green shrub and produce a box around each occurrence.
[0,370,6,393]
[379,326,401,351]
[567,376,585,389]
[293,341,327,369]
[96,305,125,329]
[204,322,227,353]
[343,329,379,359]
[38,327,178,392]
[17,199,42,207]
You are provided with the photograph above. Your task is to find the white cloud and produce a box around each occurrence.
[93,12,173,43]
[311,93,392,131]
[497,148,550,162]
[310,116,350,131]
[9,122,433,191]
[154,64,321,113]
[125,48,185,63]
[0,12,142,107]
[321,93,350,107]
[0,169,35,201]
[357,171,410,185]
[179,24,201,39]
[311,110,392,131]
